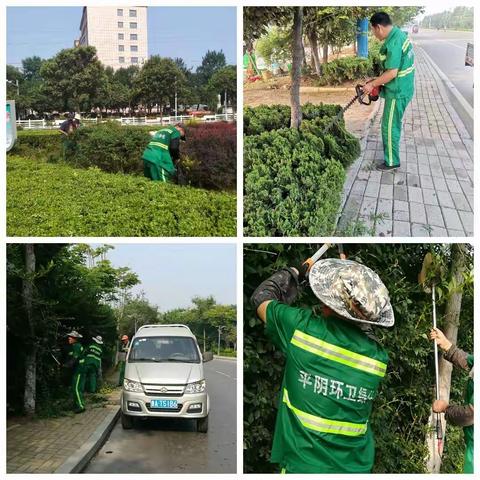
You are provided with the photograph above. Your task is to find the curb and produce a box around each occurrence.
[333,98,382,232]
[214,355,237,361]
[416,45,473,125]
[54,406,120,473]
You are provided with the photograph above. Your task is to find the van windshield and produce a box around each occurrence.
[129,336,200,363]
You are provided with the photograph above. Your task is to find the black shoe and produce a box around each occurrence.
[74,408,86,414]
[376,163,400,171]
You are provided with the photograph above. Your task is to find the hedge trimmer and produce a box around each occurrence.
[322,82,381,135]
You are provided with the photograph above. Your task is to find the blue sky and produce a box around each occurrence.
[7,7,236,69]
[92,244,236,311]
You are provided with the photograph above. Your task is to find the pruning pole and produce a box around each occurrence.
[299,243,332,281]
[432,285,443,452]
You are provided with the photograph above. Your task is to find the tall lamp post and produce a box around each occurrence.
[217,325,226,356]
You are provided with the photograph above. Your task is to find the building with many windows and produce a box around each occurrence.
[77,6,148,70]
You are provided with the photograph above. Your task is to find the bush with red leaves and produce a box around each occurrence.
[179,122,237,191]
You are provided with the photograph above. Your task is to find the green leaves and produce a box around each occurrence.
[7,155,236,237]
[243,103,360,236]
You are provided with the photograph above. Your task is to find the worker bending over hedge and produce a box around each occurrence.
[142,123,186,182]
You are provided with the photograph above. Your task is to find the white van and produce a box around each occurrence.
[121,324,213,432]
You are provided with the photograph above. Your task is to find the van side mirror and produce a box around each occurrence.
[202,351,214,362]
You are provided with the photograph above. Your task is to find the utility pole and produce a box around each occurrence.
[174,77,178,119]
[217,326,225,356]
[224,89,228,120]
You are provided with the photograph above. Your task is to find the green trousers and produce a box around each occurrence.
[381,96,412,167]
[84,363,99,393]
[118,360,126,386]
[464,440,473,473]
[72,368,85,411]
[143,160,174,183]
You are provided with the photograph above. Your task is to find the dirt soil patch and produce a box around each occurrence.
[244,78,376,139]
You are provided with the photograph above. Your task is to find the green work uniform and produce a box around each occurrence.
[142,127,181,182]
[463,354,474,473]
[379,26,415,167]
[117,342,129,386]
[265,301,389,473]
[84,342,103,393]
[69,343,86,412]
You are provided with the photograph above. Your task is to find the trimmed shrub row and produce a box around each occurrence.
[10,121,236,191]
[7,155,236,237]
[243,103,360,236]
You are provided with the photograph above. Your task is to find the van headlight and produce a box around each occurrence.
[185,379,206,394]
[123,379,143,392]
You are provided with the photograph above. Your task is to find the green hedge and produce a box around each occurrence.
[10,122,236,191]
[244,128,345,236]
[316,40,383,86]
[7,156,236,237]
[243,103,360,236]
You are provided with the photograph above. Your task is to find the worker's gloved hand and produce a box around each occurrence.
[251,267,300,311]
[430,327,452,351]
[433,399,448,413]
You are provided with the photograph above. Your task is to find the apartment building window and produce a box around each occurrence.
[129,9,137,17]
[119,45,124,52]
[118,33,124,40]
[131,45,138,52]
[130,22,137,29]
[117,9,123,16]
[118,21,123,28]
[119,57,125,63]
[131,57,138,64]
[130,34,138,40]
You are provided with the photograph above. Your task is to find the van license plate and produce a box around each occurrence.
[150,399,178,409]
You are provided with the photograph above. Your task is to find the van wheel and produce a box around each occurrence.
[196,415,208,433]
[121,412,134,430]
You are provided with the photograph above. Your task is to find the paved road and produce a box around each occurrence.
[413,29,473,136]
[413,29,473,106]
[84,358,236,473]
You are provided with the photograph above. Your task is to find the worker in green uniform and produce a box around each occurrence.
[251,258,395,473]
[117,335,130,386]
[430,327,474,473]
[142,123,186,182]
[363,12,415,171]
[84,335,104,394]
[64,330,86,413]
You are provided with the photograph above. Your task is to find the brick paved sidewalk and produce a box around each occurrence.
[337,46,473,237]
[7,389,120,473]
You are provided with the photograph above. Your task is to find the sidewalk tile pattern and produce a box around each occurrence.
[338,46,473,237]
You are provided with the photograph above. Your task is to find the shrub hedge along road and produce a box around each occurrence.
[7,156,235,237]
[13,121,236,191]
[244,103,360,236]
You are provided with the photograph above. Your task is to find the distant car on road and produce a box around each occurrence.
[121,324,213,432]
[465,42,474,67]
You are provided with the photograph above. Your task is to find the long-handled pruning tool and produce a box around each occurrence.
[298,243,347,282]
[419,252,443,454]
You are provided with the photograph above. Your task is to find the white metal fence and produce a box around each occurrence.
[17,113,237,130]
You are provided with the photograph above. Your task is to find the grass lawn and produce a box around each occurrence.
[7,156,236,237]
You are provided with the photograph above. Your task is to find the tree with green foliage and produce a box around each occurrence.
[243,243,473,473]
[7,244,139,416]
[134,55,187,114]
[208,65,237,111]
[421,7,473,31]
[40,46,104,112]
[118,294,160,337]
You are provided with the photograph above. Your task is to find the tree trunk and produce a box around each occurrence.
[425,243,467,473]
[307,30,322,76]
[322,44,329,63]
[23,244,37,415]
[290,7,304,129]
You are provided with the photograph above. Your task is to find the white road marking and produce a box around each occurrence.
[214,370,236,380]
